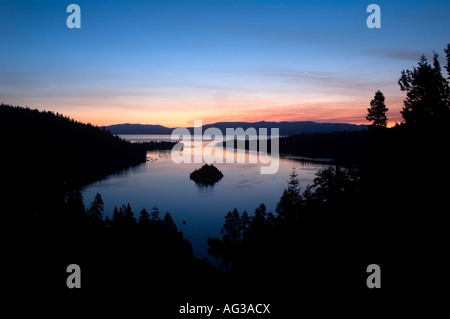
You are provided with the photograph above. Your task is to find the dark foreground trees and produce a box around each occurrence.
[8,190,217,312]
[208,164,361,272]
[206,45,450,308]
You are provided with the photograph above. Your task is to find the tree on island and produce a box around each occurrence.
[190,164,224,186]
[398,47,450,126]
[366,90,388,128]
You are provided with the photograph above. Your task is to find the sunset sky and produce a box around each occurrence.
[1,0,449,127]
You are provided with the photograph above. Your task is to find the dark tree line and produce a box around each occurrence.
[368,44,450,129]
[0,103,179,229]
[64,191,187,245]
[0,104,177,190]
[8,188,217,308]
[222,130,370,166]
[0,103,147,188]
[398,50,450,126]
[207,165,360,273]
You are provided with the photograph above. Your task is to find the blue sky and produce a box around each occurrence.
[1,0,449,126]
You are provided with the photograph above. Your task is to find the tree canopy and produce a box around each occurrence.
[398,48,450,127]
[366,90,388,128]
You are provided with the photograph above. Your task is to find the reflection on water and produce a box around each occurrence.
[82,135,331,258]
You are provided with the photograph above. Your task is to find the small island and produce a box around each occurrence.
[190,164,224,186]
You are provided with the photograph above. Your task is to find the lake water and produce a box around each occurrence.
[81,135,332,259]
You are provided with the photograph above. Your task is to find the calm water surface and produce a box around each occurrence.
[82,135,331,258]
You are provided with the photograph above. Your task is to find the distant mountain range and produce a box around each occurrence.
[105,123,172,135]
[104,121,367,136]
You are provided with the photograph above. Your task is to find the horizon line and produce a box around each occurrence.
[104,120,370,129]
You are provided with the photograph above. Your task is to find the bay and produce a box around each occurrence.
[81,135,331,258]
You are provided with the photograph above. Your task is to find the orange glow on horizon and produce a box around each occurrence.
[25,97,404,128]
[71,109,403,128]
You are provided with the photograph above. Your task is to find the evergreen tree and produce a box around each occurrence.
[151,206,160,222]
[366,90,388,128]
[104,216,111,227]
[163,212,178,232]
[65,190,87,228]
[445,44,450,80]
[287,166,301,195]
[124,203,136,226]
[240,210,250,236]
[276,167,302,220]
[112,204,136,227]
[112,206,122,226]
[266,212,276,225]
[303,166,359,209]
[138,208,151,225]
[222,208,241,243]
[398,50,450,126]
[252,204,267,227]
[87,193,104,227]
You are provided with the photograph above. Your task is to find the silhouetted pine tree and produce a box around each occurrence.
[366,90,388,128]
[276,167,302,220]
[124,204,136,226]
[222,208,241,243]
[104,216,111,227]
[151,206,160,222]
[138,208,151,225]
[240,210,250,237]
[163,212,178,232]
[65,190,88,228]
[445,44,450,80]
[87,193,104,227]
[112,206,122,226]
[251,204,267,227]
[303,166,359,211]
[398,49,450,126]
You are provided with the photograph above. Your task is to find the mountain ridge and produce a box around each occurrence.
[104,121,367,136]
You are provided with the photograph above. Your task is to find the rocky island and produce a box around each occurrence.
[189,164,224,186]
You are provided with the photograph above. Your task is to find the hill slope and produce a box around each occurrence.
[1,104,147,189]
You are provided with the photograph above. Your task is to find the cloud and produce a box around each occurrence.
[363,47,425,61]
